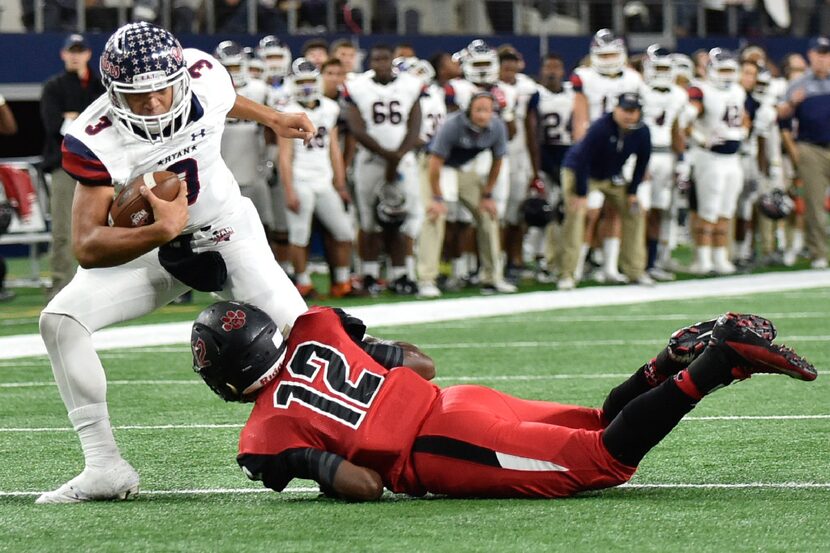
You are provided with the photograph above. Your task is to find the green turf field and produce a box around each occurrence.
[0,289,828,552]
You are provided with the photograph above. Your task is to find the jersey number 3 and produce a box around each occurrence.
[274,342,384,429]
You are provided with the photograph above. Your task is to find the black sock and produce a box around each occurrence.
[647,238,658,269]
[684,345,736,396]
[601,348,689,425]
[602,378,698,467]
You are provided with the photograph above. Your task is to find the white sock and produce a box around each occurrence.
[713,246,730,266]
[574,243,590,281]
[452,257,466,279]
[603,237,621,274]
[464,252,478,273]
[69,403,121,470]
[791,229,804,253]
[279,261,292,275]
[363,261,380,279]
[296,272,312,286]
[391,266,407,280]
[405,256,416,281]
[696,245,713,267]
[334,266,351,284]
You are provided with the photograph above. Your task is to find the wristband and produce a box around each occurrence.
[0,94,5,107]
[432,195,444,202]
[482,191,493,199]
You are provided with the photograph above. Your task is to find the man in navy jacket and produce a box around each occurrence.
[558,92,651,289]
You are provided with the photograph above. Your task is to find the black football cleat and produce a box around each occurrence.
[709,312,817,381]
[667,315,777,365]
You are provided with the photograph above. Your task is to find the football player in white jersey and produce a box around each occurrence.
[344,44,423,295]
[570,29,648,284]
[734,60,763,265]
[687,48,749,275]
[278,59,355,299]
[37,22,315,504]
[216,41,276,232]
[244,46,266,82]
[498,49,540,282]
[640,45,688,281]
[525,53,574,281]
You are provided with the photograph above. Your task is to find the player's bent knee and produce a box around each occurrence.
[39,311,88,349]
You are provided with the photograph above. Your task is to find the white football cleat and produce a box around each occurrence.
[416,282,442,299]
[36,460,139,504]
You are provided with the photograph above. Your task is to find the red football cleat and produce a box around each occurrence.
[667,315,776,365]
[709,313,817,381]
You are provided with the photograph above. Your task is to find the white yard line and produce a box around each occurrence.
[1,270,829,360]
[2,414,827,433]
[1,482,828,497]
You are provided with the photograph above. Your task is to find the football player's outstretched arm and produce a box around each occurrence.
[330,459,384,501]
[72,180,189,268]
[362,336,436,380]
[228,94,314,145]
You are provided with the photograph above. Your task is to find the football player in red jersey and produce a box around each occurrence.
[192,303,816,500]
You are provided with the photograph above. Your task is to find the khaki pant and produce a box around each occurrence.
[416,155,444,283]
[48,168,78,299]
[416,167,503,285]
[796,142,830,261]
[560,168,646,281]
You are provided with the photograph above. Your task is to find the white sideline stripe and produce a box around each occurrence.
[1,334,828,368]
[1,271,829,360]
[2,415,827,433]
[2,482,829,497]
[429,311,830,327]
[3,370,827,388]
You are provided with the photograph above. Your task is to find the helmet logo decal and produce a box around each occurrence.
[101,53,121,79]
[171,46,183,64]
[221,309,247,332]
[192,337,211,369]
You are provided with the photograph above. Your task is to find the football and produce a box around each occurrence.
[109,171,182,228]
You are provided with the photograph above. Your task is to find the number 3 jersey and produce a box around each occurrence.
[61,48,242,233]
[238,307,440,496]
[344,72,423,153]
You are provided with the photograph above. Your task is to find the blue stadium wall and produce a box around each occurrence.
[0,33,818,85]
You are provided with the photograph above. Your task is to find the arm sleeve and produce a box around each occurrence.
[527,90,540,113]
[61,134,112,186]
[570,73,584,93]
[238,448,344,492]
[360,340,405,369]
[629,128,652,194]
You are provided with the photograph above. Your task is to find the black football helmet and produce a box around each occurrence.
[757,189,795,220]
[191,301,285,402]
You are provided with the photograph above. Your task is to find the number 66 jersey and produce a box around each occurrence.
[61,48,243,233]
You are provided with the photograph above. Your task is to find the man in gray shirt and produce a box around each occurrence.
[416,91,513,297]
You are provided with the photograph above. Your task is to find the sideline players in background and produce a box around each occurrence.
[344,44,424,295]
[526,53,574,282]
[216,41,276,236]
[278,59,354,299]
[640,45,687,282]
[687,48,748,275]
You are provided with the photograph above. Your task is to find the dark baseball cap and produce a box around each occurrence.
[617,92,642,110]
[808,36,830,53]
[63,33,89,51]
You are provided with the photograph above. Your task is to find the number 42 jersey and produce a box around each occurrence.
[238,307,440,496]
[61,48,242,233]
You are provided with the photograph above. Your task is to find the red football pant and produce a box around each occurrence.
[412,385,636,498]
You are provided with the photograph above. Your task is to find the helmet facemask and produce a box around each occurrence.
[108,68,192,145]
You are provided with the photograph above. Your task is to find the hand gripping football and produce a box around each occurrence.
[109,171,182,228]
